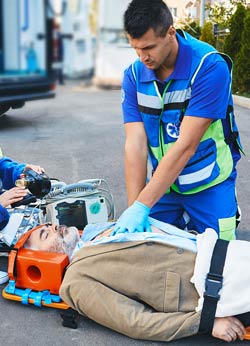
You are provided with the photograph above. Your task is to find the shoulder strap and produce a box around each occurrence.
[198,238,229,334]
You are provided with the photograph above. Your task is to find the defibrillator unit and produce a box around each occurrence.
[44,179,114,228]
[45,195,108,229]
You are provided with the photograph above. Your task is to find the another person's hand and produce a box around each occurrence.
[212,317,245,342]
[112,201,151,235]
[24,164,45,174]
[0,187,28,208]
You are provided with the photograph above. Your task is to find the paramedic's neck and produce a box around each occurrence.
[156,37,178,82]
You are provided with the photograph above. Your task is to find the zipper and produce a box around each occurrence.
[185,151,213,168]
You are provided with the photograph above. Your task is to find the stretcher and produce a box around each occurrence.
[1,224,78,327]
[1,176,250,338]
[0,178,115,328]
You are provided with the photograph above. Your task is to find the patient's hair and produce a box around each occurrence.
[24,225,80,258]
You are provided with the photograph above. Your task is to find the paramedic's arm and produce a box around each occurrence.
[0,187,27,230]
[125,122,148,205]
[0,187,27,208]
[122,66,148,206]
[0,157,44,190]
[212,317,245,342]
[137,116,212,207]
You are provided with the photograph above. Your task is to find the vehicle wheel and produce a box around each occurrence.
[0,105,10,117]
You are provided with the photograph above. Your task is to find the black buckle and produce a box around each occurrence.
[204,273,223,300]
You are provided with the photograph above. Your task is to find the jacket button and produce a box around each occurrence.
[176,248,184,254]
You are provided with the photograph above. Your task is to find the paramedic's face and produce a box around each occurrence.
[25,224,80,257]
[128,26,176,70]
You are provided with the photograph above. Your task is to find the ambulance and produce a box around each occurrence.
[0,0,57,116]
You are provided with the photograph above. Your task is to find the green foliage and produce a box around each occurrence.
[206,3,230,27]
[224,4,247,62]
[178,19,201,39]
[199,21,215,47]
[233,9,250,93]
[230,0,247,7]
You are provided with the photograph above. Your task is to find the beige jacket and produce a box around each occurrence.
[60,240,201,342]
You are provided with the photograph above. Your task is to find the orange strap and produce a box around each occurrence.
[8,224,46,281]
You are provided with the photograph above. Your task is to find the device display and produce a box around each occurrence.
[54,200,87,229]
[45,196,108,229]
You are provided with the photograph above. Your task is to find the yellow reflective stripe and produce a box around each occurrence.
[219,216,236,240]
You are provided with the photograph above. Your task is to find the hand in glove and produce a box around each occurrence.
[112,201,151,235]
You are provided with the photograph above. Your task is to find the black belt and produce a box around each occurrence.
[198,238,229,334]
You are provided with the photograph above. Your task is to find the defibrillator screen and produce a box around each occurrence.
[55,200,87,229]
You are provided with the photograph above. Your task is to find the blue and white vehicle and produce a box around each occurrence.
[0,0,57,116]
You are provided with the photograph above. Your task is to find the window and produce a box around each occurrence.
[169,7,177,17]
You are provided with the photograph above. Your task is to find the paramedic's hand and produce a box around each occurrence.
[212,317,245,342]
[112,201,151,235]
[24,164,45,174]
[0,187,27,208]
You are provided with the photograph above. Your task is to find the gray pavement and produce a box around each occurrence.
[0,81,250,345]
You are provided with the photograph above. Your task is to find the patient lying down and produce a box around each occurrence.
[24,221,180,259]
[23,222,250,343]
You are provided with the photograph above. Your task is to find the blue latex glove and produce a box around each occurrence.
[112,201,151,235]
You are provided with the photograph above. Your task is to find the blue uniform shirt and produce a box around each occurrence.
[0,157,25,230]
[121,31,240,164]
[122,32,230,122]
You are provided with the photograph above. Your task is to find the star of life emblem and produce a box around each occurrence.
[166,123,180,139]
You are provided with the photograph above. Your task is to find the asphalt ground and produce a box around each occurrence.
[0,81,250,346]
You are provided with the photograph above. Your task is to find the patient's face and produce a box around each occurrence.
[25,224,80,257]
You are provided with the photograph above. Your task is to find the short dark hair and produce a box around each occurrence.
[124,0,173,38]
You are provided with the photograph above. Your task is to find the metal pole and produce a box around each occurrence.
[200,0,205,27]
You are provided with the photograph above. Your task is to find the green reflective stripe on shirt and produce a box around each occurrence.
[149,120,233,195]
[154,80,172,162]
[172,120,233,194]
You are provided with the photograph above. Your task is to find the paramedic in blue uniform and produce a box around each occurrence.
[115,0,243,240]
[0,147,44,230]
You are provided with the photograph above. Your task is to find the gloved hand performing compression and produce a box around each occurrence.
[112,201,151,235]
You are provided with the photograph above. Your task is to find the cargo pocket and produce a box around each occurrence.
[164,271,180,312]
[175,138,220,192]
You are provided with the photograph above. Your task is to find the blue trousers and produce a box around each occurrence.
[149,172,238,240]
